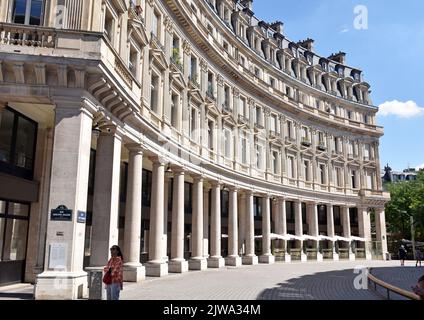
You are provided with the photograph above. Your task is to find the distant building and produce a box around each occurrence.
[381,166,420,183]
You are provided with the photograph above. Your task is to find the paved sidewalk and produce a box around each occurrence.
[0,260,410,300]
[370,261,424,300]
[121,260,398,300]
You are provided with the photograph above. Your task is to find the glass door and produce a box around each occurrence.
[0,200,30,286]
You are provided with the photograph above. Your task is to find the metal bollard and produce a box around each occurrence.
[86,268,106,300]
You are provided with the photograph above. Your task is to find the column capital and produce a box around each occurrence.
[210,180,223,188]
[170,165,186,174]
[52,94,98,117]
[98,124,124,140]
[149,155,168,166]
[192,174,205,183]
[125,143,145,154]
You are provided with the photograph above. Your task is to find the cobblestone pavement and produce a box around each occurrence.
[121,260,399,300]
[1,260,414,300]
[370,261,424,300]
[0,284,34,300]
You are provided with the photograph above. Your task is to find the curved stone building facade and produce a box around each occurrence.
[0,0,389,299]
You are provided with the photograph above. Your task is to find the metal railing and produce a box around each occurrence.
[368,269,420,300]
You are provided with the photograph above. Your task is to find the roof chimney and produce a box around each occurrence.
[240,0,253,10]
[297,38,314,52]
[270,21,284,34]
[328,52,346,64]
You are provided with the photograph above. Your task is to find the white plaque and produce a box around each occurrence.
[49,243,68,269]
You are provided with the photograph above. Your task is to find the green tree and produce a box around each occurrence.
[385,171,424,241]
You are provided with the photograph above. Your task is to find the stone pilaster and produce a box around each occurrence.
[341,206,355,261]
[35,98,96,300]
[123,145,145,281]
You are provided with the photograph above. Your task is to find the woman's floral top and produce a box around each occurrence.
[104,256,123,284]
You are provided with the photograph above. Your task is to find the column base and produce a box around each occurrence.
[189,258,208,271]
[284,254,291,263]
[242,255,258,265]
[365,252,372,260]
[225,256,242,267]
[207,256,225,268]
[34,271,88,300]
[301,252,307,262]
[259,254,275,264]
[349,253,356,261]
[168,259,189,273]
[145,262,168,277]
[317,252,323,262]
[333,253,339,261]
[123,263,146,282]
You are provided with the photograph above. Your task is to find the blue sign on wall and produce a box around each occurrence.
[77,211,86,223]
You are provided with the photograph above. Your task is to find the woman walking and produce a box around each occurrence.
[103,245,124,300]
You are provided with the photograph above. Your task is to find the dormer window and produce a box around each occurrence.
[12,0,44,26]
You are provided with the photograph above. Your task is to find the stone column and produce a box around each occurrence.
[35,98,95,300]
[203,187,210,259]
[242,191,258,265]
[358,207,372,260]
[145,157,168,277]
[189,176,207,270]
[169,167,188,273]
[90,128,122,268]
[259,195,275,264]
[277,197,291,262]
[375,208,389,260]
[208,182,224,268]
[238,192,246,255]
[308,203,323,261]
[326,204,339,261]
[341,206,355,260]
[294,200,307,262]
[163,176,169,261]
[226,187,241,266]
[123,145,145,282]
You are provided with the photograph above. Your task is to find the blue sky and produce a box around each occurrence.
[254,0,424,171]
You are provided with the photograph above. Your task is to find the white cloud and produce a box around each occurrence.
[340,27,350,34]
[377,100,424,118]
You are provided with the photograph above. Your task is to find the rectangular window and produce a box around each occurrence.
[12,0,44,26]
[351,170,357,189]
[152,10,160,38]
[287,156,295,178]
[0,107,37,180]
[104,8,115,43]
[150,74,159,112]
[208,120,214,150]
[171,94,178,127]
[241,135,247,164]
[319,164,326,184]
[239,97,246,118]
[224,129,231,158]
[255,144,262,169]
[142,169,152,206]
[272,151,278,174]
[304,160,310,182]
[190,56,198,82]
[224,85,230,108]
[255,106,262,126]
[190,108,197,141]
[129,45,138,77]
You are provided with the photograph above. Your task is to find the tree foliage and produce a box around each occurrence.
[385,171,424,241]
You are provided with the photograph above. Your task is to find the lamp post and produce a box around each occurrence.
[411,215,416,260]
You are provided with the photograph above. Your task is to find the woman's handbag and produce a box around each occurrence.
[102,268,112,285]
